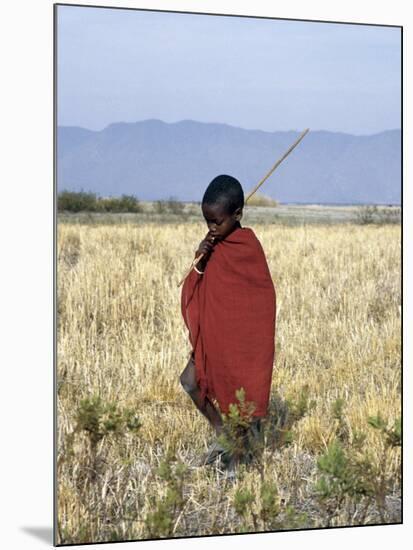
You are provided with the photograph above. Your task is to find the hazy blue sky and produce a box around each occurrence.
[57,5,401,135]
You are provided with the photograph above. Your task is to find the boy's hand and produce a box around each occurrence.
[195,232,215,271]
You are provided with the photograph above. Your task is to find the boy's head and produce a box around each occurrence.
[201,175,244,241]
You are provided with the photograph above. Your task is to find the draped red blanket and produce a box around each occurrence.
[181,226,276,417]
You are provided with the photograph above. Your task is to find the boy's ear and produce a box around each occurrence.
[234,207,243,220]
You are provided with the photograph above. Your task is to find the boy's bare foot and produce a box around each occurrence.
[221,453,240,482]
[194,440,227,467]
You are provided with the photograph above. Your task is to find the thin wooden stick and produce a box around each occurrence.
[177,128,310,287]
[177,256,203,288]
[245,128,310,202]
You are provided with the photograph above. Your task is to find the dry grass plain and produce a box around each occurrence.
[56,216,401,544]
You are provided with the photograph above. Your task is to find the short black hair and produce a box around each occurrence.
[202,175,244,214]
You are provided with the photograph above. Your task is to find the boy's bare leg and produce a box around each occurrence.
[180,354,223,435]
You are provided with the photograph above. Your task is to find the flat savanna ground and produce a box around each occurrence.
[58,201,401,226]
[57,206,401,544]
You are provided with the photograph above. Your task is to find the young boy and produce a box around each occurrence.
[180,175,276,468]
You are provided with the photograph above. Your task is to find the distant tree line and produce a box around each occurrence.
[57,190,191,216]
[57,190,142,213]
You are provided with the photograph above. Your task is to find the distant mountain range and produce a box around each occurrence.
[57,120,401,204]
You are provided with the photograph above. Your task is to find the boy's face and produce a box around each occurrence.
[202,201,242,242]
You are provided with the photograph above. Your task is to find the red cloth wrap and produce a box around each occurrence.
[181,226,276,417]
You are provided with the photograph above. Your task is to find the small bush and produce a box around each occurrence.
[59,395,141,473]
[154,200,168,214]
[378,207,401,225]
[144,453,189,538]
[355,205,401,225]
[99,194,142,213]
[217,388,257,462]
[233,478,308,532]
[58,190,99,212]
[355,205,378,225]
[247,193,279,207]
[167,196,185,215]
[368,415,401,446]
[153,197,186,215]
[314,412,401,526]
[57,395,142,543]
[75,395,141,443]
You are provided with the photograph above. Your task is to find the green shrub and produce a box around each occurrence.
[355,205,378,225]
[217,388,257,461]
[58,190,99,212]
[354,205,401,225]
[154,197,185,215]
[314,413,401,526]
[57,395,142,543]
[368,414,401,447]
[154,200,168,214]
[233,479,308,532]
[379,207,401,224]
[75,395,141,445]
[167,196,185,215]
[59,395,141,477]
[99,194,142,213]
[144,453,189,538]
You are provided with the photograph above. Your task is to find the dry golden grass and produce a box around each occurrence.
[57,220,401,544]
